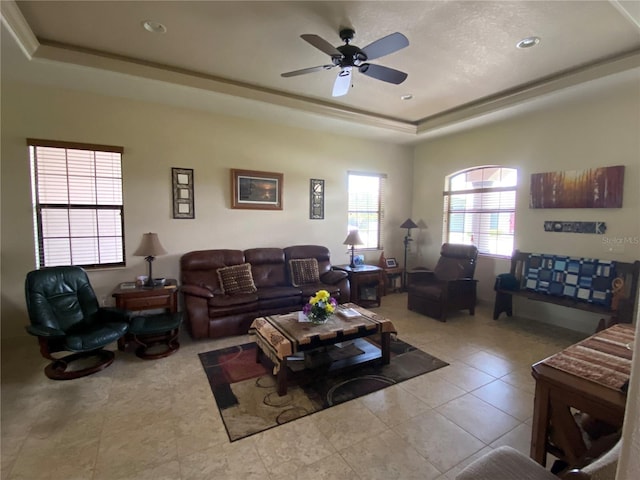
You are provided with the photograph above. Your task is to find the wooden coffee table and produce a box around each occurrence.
[249,303,397,396]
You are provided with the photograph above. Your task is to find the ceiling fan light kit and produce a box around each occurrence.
[282,28,409,97]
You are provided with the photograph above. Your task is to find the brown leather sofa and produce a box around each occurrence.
[180,245,351,339]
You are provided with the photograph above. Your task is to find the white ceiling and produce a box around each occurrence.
[2,1,640,144]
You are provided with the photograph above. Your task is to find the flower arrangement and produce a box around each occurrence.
[303,289,337,324]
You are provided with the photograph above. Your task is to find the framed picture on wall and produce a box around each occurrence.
[310,178,324,219]
[172,168,194,219]
[231,169,283,210]
[530,165,624,208]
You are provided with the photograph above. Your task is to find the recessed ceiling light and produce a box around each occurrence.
[142,20,167,34]
[516,36,540,49]
[401,94,413,100]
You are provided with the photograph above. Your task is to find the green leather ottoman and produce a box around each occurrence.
[119,312,182,360]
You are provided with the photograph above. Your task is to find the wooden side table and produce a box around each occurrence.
[113,280,181,359]
[333,265,384,307]
[382,266,403,295]
[112,280,178,313]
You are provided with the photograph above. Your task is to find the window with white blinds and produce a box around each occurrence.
[443,166,517,257]
[347,172,386,249]
[28,139,125,269]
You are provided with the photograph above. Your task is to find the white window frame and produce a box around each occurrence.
[28,139,125,269]
[443,166,517,257]
[347,171,386,250]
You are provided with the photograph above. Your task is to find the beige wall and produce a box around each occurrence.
[2,73,639,339]
[413,73,640,334]
[0,82,413,339]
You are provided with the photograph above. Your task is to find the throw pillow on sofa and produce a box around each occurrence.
[289,258,320,286]
[217,263,257,294]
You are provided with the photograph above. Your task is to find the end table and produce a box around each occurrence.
[333,265,383,307]
[112,280,181,359]
[382,266,403,294]
[112,280,178,313]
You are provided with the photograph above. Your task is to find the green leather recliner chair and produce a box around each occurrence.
[25,266,130,380]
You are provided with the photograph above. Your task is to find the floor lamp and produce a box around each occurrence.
[400,218,418,289]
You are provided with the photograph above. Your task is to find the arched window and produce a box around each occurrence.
[443,166,517,257]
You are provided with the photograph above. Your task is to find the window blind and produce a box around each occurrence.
[443,167,517,257]
[348,172,386,249]
[28,139,125,269]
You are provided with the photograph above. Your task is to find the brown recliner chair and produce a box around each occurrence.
[407,243,478,321]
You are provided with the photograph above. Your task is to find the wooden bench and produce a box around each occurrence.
[493,250,640,326]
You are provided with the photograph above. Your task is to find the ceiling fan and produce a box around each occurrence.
[281,28,409,97]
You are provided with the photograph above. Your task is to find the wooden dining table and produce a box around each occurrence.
[530,323,633,467]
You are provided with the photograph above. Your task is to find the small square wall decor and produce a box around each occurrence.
[172,168,194,219]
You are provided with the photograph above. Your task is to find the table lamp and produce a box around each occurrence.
[400,218,418,288]
[343,230,364,268]
[133,232,167,287]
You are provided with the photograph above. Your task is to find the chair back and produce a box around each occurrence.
[25,266,100,332]
[434,243,479,281]
[580,438,621,480]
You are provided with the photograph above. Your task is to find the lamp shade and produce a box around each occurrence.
[400,218,418,229]
[133,233,167,257]
[343,230,364,246]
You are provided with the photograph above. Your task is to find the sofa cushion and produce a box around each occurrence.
[216,263,257,294]
[256,286,302,300]
[209,293,258,307]
[289,258,320,286]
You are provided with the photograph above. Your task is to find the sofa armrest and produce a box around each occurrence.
[322,269,348,285]
[181,284,214,299]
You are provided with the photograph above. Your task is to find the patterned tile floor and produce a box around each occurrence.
[1,294,586,479]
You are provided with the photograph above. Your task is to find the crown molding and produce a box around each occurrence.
[415,49,640,136]
[3,0,638,139]
[34,40,418,136]
[0,0,38,59]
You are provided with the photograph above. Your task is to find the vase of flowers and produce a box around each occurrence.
[303,289,337,324]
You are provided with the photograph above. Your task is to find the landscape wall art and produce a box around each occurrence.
[530,165,624,209]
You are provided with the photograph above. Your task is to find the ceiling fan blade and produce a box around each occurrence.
[332,67,352,97]
[301,34,343,57]
[361,32,409,60]
[281,64,335,77]
[359,63,407,84]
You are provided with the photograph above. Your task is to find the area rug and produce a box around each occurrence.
[198,335,448,441]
